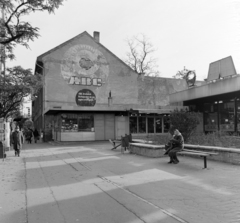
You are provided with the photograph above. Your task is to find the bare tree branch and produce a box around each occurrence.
[124,34,160,76]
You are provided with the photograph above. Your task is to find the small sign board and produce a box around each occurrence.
[76,89,96,106]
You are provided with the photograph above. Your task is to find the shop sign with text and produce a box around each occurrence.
[69,76,102,86]
[76,89,96,106]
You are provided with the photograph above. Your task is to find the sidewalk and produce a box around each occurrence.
[0,141,240,223]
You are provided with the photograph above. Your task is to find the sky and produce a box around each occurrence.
[7,0,240,80]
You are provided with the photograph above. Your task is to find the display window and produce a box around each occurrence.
[237,100,240,131]
[147,117,154,133]
[219,101,235,131]
[155,117,162,133]
[138,116,146,133]
[204,102,218,131]
[130,117,138,133]
[78,115,94,132]
[163,115,170,133]
[129,114,169,134]
[61,113,94,132]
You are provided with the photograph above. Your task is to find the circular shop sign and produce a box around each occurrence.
[76,89,96,106]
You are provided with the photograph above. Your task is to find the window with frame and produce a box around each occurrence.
[163,116,170,133]
[61,118,78,132]
[219,101,235,131]
[130,117,138,133]
[78,114,94,132]
[147,117,154,133]
[155,117,162,133]
[61,113,94,132]
[138,117,146,133]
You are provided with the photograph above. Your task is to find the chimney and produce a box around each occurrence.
[93,31,100,43]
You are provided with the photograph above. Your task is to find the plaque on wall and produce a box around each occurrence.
[76,89,96,106]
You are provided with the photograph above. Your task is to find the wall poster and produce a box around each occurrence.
[76,89,96,106]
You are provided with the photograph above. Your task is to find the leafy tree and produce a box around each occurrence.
[0,0,65,58]
[169,109,200,142]
[0,66,42,119]
[124,34,160,76]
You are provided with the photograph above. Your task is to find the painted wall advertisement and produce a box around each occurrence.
[60,44,109,106]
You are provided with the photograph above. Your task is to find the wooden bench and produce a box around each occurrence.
[109,139,121,150]
[178,149,219,169]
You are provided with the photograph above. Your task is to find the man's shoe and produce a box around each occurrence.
[173,160,179,164]
[168,160,173,164]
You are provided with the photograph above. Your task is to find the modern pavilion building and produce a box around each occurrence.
[170,56,240,134]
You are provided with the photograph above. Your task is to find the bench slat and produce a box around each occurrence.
[178,151,209,157]
[182,149,218,156]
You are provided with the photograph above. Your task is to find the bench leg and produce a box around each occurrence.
[111,143,121,150]
[203,157,207,169]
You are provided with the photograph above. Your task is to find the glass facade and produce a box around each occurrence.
[129,116,138,133]
[138,117,146,133]
[155,117,162,133]
[147,117,154,133]
[237,100,240,131]
[129,114,169,134]
[203,98,240,133]
[219,101,234,131]
[204,103,218,131]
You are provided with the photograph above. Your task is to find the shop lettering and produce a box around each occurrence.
[68,76,102,86]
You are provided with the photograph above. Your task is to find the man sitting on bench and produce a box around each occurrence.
[166,129,184,164]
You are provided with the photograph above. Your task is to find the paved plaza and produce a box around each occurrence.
[0,141,240,223]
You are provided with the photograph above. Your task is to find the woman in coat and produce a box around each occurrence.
[168,129,184,164]
[11,126,24,157]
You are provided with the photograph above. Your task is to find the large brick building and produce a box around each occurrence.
[33,31,189,141]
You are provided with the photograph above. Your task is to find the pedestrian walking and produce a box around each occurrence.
[11,126,24,157]
[33,129,40,143]
[26,129,33,144]
[167,129,184,164]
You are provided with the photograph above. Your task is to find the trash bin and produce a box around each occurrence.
[0,141,6,158]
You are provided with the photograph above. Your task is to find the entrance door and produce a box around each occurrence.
[115,116,129,139]
[104,114,115,140]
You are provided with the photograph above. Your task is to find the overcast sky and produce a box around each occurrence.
[7,0,240,80]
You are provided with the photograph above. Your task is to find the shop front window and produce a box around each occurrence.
[237,100,240,132]
[219,101,235,131]
[138,116,146,133]
[147,117,154,133]
[204,103,218,131]
[62,118,78,132]
[130,117,138,133]
[78,114,94,132]
[61,113,94,132]
[163,116,170,133]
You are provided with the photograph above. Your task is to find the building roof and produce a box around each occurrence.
[170,74,240,103]
[207,56,237,81]
[36,31,137,74]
